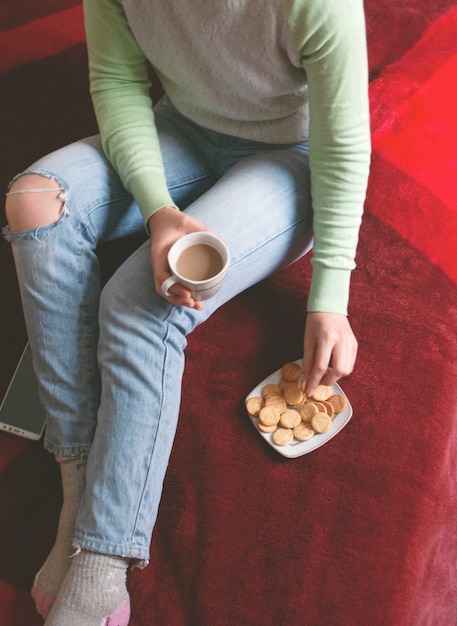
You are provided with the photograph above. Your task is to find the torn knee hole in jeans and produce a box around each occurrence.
[3,172,69,237]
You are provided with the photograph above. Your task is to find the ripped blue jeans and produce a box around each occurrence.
[4,97,313,563]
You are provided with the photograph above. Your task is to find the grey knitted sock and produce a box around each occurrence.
[32,455,87,618]
[44,550,130,626]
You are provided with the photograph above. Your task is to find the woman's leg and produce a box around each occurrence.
[4,129,215,456]
[4,139,147,621]
[30,456,87,619]
[74,132,313,562]
[4,123,217,621]
[4,136,146,455]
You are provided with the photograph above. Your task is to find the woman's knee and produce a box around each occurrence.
[5,173,67,232]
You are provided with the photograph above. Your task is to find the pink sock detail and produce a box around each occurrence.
[31,585,55,620]
[106,596,131,626]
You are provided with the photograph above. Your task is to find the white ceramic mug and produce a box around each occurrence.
[161,232,230,301]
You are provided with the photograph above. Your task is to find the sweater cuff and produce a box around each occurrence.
[307,266,352,315]
[128,173,179,227]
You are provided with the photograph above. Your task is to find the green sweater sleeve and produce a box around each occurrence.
[83,0,177,225]
[288,0,371,314]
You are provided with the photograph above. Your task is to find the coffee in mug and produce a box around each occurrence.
[161,232,230,301]
[175,243,224,281]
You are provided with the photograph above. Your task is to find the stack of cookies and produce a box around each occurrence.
[246,361,347,447]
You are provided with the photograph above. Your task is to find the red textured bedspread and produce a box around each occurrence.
[1,2,456,624]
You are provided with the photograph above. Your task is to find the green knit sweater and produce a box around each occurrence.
[83,0,371,314]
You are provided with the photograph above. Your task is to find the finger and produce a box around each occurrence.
[302,344,315,382]
[320,364,347,388]
[158,280,204,310]
[319,343,356,387]
[302,326,317,381]
[305,342,333,396]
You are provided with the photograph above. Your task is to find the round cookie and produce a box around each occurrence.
[327,393,347,413]
[273,427,294,446]
[281,361,302,382]
[258,406,280,427]
[258,422,277,433]
[321,400,335,418]
[279,409,301,429]
[262,383,282,398]
[311,412,333,434]
[300,402,319,422]
[279,377,300,392]
[246,396,264,416]
[293,423,315,441]
[284,386,305,409]
[311,385,333,402]
[265,394,287,413]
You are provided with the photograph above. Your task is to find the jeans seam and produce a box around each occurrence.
[167,170,215,191]
[229,212,312,270]
[129,303,177,548]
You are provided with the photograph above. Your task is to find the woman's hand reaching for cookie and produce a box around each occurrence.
[148,206,212,310]
[302,312,358,396]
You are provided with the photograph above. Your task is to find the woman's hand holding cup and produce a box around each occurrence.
[149,206,229,310]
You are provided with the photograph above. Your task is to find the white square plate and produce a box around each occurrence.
[246,359,353,458]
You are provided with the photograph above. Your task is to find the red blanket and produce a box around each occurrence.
[1,2,456,624]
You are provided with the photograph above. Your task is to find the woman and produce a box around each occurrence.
[4,0,370,623]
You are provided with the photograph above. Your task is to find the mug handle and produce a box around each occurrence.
[161,275,180,297]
